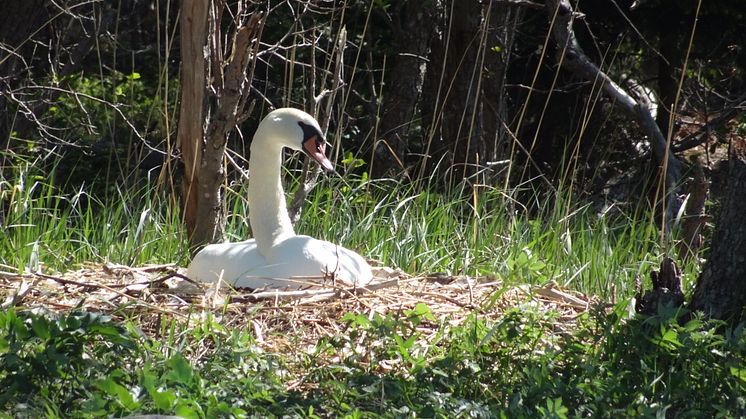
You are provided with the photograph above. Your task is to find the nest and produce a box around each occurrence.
[0,263,597,353]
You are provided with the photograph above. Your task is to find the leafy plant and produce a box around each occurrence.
[0,309,138,412]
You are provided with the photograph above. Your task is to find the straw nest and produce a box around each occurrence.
[0,263,598,351]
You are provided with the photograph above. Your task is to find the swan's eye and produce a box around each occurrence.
[298,121,323,144]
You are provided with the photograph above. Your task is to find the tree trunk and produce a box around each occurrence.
[655,4,681,139]
[421,0,487,185]
[178,0,210,247]
[481,4,519,169]
[370,1,435,178]
[178,0,263,251]
[0,0,47,76]
[690,137,746,322]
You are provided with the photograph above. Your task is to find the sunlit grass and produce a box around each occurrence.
[0,162,188,273]
[289,171,682,299]
[1,156,695,301]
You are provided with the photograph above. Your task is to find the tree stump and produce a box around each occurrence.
[635,257,685,315]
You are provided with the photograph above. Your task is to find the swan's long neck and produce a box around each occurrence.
[248,132,295,256]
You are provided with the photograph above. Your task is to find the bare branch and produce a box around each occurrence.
[672,92,746,152]
[287,27,347,223]
[482,0,545,11]
[18,85,160,154]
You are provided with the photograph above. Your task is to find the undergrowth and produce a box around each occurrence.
[1,302,744,417]
[0,158,187,273]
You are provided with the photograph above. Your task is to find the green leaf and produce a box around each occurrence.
[341,312,371,328]
[543,397,569,419]
[95,376,140,410]
[341,151,365,168]
[31,317,51,340]
[730,366,746,385]
[166,354,194,385]
[174,401,202,419]
[80,393,108,415]
[151,388,177,410]
[659,328,682,347]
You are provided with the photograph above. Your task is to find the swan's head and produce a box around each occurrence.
[257,108,334,172]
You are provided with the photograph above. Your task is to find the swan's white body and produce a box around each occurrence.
[187,108,373,289]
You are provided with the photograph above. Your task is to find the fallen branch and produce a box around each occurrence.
[1,277,36,309]
[545,0,683,232]
[33,272,188,318]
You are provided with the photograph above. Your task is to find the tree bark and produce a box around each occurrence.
[481,4,519,168]
[655,4,681,139]
[178,0,210,246]
[370,1,435,178]
[178,1,263,251]
[690,137,746,322]
[0,0,47,77]
[635,257,685,315]
[421,0,487,185]
[0,0,48,144]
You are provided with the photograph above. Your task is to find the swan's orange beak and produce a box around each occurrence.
[303,135,335,172]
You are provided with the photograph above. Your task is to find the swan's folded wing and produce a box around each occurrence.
[283,236,373,286]
[188,237,373,289]
[188,240,267,286]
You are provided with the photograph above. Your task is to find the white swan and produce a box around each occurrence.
[187,108,373,289]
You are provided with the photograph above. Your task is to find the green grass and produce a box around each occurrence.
[2,160,744,417]
[218,169,677,300]
[0,160,188,273]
